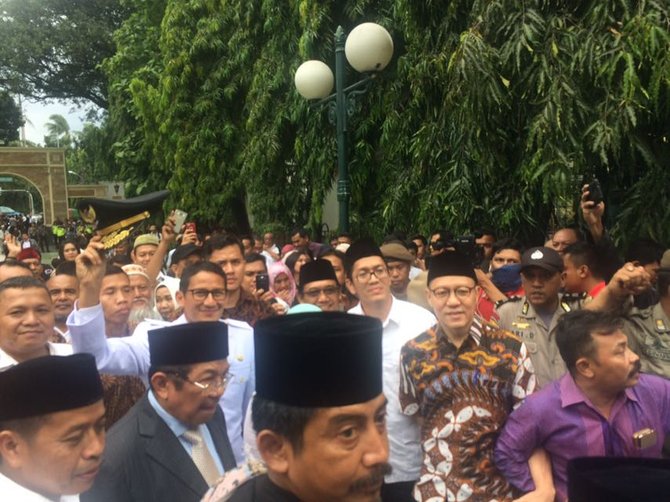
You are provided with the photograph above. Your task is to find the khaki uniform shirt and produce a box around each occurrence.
[624,303,670,378]
[496,295,583,388]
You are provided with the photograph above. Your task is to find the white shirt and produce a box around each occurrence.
[0,471,79,502]
[260,250,276,267]
[349,297,436,483]
[0,342,73,370]
[66,305,254,463]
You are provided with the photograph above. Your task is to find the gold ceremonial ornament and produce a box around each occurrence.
[93,211,151,250]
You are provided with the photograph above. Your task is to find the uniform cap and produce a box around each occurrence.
[520,246,563,274]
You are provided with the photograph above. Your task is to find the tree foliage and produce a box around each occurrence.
[0,90,23,144]
[0,0,129,108]
[94,0,669,245]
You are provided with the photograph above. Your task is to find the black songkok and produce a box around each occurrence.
[427,251,477,285]
[255,312,382,407]
[299,259,338,287]
[149,322,229,367]
[568,457,670,502]
[0,354,103,421]
[344,238,383,276]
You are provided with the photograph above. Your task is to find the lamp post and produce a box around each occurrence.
[294,23,393,234]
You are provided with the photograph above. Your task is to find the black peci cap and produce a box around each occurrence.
[344,238,383,276]
[254,312,383,407]
[0,354,103,421]
[299,259,338,287]
[149,322,228,367]
[427,250,477,285]
[568,456,670,502]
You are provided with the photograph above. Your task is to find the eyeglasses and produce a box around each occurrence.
[354,266,388,282]
[167,372,231,392]
[429,286,475,300]
[188,288,226,301]
[303,286,340,300]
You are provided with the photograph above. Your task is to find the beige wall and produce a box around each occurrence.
[0,147,68,223]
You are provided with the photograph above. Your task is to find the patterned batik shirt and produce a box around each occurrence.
[399,317,536,502]
[222,290,276,326]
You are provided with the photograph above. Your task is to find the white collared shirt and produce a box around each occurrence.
[349,297,436,483]
[67,305,254,463]
[0,342,73,370]
[0,471,79,501]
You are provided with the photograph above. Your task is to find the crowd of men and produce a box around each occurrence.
[1,184,670,501]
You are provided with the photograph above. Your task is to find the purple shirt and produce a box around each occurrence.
[494,373,670,500]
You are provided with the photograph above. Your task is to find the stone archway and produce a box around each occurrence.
[0,147,68,224]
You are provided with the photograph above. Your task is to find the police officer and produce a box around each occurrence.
[496,247,583,388]
[619,251,670,378]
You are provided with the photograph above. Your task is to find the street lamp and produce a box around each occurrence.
[294,22,394,233]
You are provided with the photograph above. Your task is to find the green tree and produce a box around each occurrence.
[67,121,118,183]
[0,90,23,144]
[44,114,71,148]
[0,0,129,108]
[101,0,167,196]
[103,0,669,247]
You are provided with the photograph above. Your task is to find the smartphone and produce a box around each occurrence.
[587,178,604,205]
[173,209,188,234]
[184,222,197,234]
[256,273,270,292]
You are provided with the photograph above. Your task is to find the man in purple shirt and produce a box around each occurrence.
[495,309,670,501]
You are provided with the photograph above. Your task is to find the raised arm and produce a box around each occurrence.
[584,262,651,312]
[145,213,176,284]
[68,236,151,376]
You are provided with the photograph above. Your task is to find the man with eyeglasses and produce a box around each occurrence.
[297,259,342,311]
[82,322,237,501]
[399,251,538,501]
[345,238,436,501]
[68,240,254,463]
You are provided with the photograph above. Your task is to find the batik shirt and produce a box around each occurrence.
[399,317,535,502]
[222,291,275,326]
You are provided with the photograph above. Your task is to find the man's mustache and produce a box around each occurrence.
[348,463,392,493]
[629,359,642,378]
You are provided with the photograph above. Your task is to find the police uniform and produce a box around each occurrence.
[495,246,584,389]
[623,303,670,378]
[497,294,583,388]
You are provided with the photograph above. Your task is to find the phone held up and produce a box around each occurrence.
[184,222,197,235]
[586,178,604,206]
[256,273,270,292]
[173,209,188,234]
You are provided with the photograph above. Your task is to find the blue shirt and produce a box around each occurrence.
[67,306,255,463]
[148,390,225,475]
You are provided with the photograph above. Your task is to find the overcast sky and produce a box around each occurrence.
[21,98,87,145]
